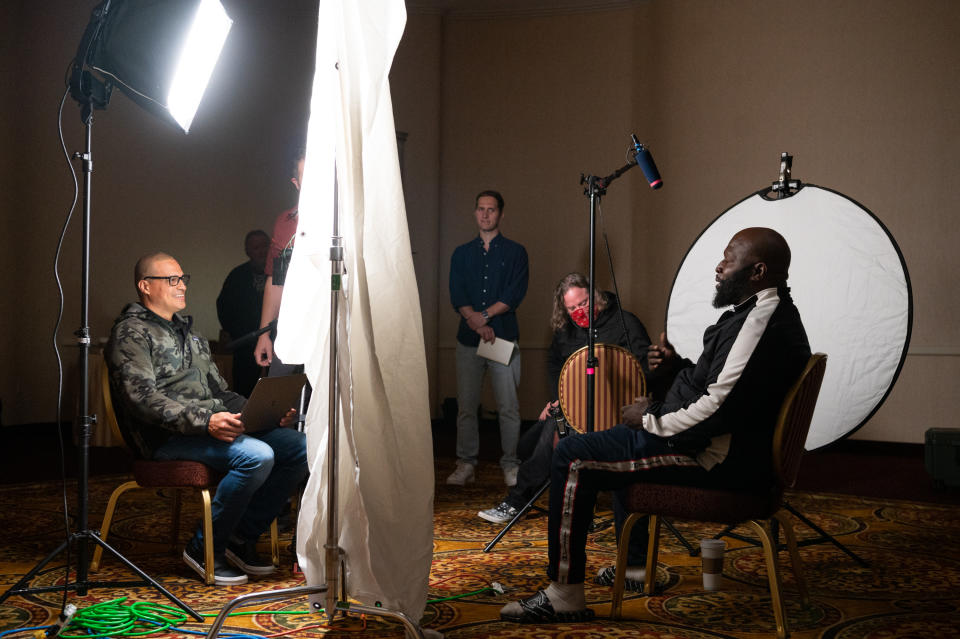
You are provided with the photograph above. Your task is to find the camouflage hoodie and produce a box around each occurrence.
[105,302,245,458]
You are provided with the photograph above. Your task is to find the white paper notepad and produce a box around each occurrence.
[476,338,516,366]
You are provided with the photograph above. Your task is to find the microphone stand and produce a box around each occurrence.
[578,152,639,432]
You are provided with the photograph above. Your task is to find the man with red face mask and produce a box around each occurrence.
[477,272,654,524]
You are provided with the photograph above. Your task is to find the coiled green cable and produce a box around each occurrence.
[58,584,502,638]
[59,598,187,638]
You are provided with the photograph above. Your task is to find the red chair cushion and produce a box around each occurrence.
[620,481,781,525]
[132,460,222,488]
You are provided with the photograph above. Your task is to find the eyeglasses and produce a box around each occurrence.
[565,298,590,314]
[143,274,191,286]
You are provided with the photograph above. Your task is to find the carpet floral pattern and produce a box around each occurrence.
[1,461,958,637]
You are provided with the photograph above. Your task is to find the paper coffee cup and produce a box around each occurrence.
[700,538,725,590]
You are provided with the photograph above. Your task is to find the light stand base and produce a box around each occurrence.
[0,530,202,621]
[710,501,869,567]
[204,585,428,639]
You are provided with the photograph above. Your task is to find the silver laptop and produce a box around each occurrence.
[240,373,308,432]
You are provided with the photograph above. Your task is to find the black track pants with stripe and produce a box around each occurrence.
[547,424,706,584]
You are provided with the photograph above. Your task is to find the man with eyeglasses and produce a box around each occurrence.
[477,272,655,532]
[106,252,308,586]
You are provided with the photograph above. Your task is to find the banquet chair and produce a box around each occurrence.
[90,361,279,584]
[610,352,827,639]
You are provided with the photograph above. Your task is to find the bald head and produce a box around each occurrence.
[732,227,791,286]
[133,252,188,320]
[134,252,175,290]
[713,227,792,308]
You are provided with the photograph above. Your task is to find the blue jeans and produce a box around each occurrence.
[154,427,307,553]
[455,341,521,470]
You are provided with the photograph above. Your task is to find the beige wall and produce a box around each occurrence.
[3,1,958,445]
[392,13,444,423]
[412,0,960,443]
[632,0,960,443]
[435,7,638,418]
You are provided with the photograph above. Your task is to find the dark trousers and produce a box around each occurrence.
[504,418,557,509]
[232,345,263,399]
[547,425,708,584]
[507,419,659,566]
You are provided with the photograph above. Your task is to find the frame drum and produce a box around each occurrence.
[558,343,646,433]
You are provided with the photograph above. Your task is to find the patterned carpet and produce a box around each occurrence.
[2,460,959,638]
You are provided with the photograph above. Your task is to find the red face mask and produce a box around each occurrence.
[569,306,593,328]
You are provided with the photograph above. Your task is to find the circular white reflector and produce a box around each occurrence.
[666,185,912,450]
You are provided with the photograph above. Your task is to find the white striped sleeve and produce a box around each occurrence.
[643,288,782,437]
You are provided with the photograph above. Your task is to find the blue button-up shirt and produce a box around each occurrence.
[449,234,529,347]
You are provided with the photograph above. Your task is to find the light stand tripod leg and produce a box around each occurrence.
[204,585,426,639]
[785,502,869,567]
[662,519,698,556]
[709,502,869,568]
[483,480,549,553]
[0,532,202,621]
[87,531,203,621]
[0,538,70,604]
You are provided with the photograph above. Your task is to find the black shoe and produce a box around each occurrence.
[594,565,646,593]
[500,590,595,624]
[182,536,247,586]
[225,537,276,575]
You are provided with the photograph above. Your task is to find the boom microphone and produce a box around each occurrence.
[631,134,663,189]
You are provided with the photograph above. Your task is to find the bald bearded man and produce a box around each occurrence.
[500,227,811,623]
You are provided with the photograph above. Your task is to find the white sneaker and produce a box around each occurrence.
[503,466,519,487]
[446,462,475,485]
[478,501,519,524]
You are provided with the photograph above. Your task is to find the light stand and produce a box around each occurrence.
[205,180,426,639]
[0,91,201,622]
[0,0,231,620]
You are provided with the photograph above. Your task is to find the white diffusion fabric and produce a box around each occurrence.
[273,0,434,620]
[667,186,911,451]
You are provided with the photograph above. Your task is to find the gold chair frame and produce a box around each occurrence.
[611,352,827,639]
[90,362,279,584]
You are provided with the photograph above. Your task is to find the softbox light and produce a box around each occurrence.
[71,0,232,132]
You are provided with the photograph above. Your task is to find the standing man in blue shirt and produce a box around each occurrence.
[448,190,529,487]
